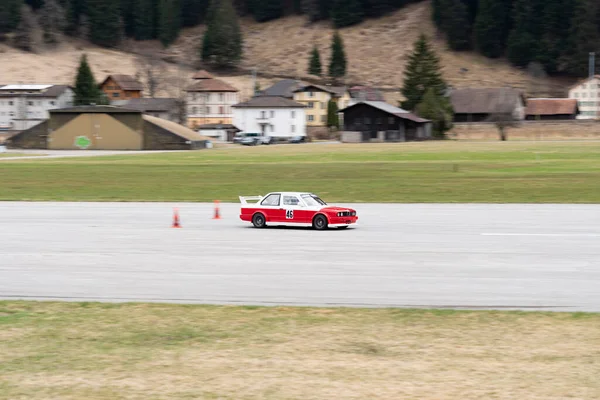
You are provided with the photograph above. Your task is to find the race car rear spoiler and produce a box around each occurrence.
[239,195,263,205]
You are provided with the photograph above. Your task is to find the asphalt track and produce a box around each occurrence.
[1,202,599,312]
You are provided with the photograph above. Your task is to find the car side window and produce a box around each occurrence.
[283,195,300,206]
[261,194,280,206]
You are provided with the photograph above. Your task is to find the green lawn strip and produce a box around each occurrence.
[0,301,598,399]
[0,142,599,203]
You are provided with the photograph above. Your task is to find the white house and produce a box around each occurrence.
[185,70,240,128]
[0,84,74,130]
[232,96,306,139]
[568,75,600,119]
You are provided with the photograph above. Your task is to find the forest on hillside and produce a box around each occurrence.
[1,0,599,78]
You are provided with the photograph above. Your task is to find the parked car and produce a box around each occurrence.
[288,136,307,144]
[239,192,358,230]
[260,136,274,145]
[240,136,260,146]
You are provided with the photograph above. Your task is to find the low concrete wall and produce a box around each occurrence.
[341,131,363,143]
[449,120,600,141]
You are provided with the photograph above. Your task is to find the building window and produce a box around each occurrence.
[261,111,266,119]
[270,110,275,118]
[291,111,295,118]
[113,93,120,97]
[308,115,314,122]
[270,125,274,132]
[9,101,13,106]
[206,106,211,114]
[309,91,314,97]
[192,107,198,114]
[28,101,33,106]
[219,106,224,114]
[321,102,326,109]
[219,93,224,102]
[308,101,315,108]
[291,125,295,132]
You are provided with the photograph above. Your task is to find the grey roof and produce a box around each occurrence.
[449,88,525,114]
[349,86,385,101]
[49,105,141,114]
[0,85,72,98]
[143,114,212,142]
[338,101,430,123]
[112,98,178,112]
[293,84,347,96]
[261,79,304,98]
[197,123,240,131]
[233,96,306,108]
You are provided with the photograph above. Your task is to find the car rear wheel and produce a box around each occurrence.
[252,213,266,228]
[313,214,328,230]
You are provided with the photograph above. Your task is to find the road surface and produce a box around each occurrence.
[1,202,599,311]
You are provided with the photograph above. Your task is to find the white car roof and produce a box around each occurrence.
[265,192,316,197]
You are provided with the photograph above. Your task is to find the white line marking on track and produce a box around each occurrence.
[482,233,600,237]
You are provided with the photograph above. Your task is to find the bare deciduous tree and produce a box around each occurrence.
[39,0,66,45]
[486,112,521,141]
[163,61,189,126]
[135,54,167,98]
[13,5,37,52]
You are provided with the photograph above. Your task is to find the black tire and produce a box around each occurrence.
[313,214,328,230]
[252,213,266,228]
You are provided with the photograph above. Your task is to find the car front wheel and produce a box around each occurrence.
[252,213,266,228]
[313,214,328,230]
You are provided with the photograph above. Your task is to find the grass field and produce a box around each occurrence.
[0,301,598,399]
[0,142,599,203]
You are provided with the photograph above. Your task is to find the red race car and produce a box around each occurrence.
[239,192,358,230]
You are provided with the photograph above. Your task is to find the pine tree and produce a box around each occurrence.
[13,5,35,52]
[65,0,86,36]
[415,88,454,139]
[253,0,283,22]
[400,34,447,111]
[158,0,181,47]
[40,0,68,44]
[331,0,363,28]
[0,0,22,33]
[563,0,600,76]
[302,0,331,22]
[539,0,574,73]
[326,99,339,129]
[181,0,209,27]
[431,0,444,27]
[73,54,105,105]
[134,0,156,40]
[87,0,124,48]
[444,0,471,51]
[473,0,511,58]
[328,31,347,80]
[308,45,322,76]
[201,0,243,69]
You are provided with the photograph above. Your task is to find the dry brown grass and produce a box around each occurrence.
[1,301,599,399]
[0,1,575,105]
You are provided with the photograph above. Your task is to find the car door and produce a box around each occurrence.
[280,194,312,224]
[258,193,284,222]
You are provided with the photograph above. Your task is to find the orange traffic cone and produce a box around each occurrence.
[172,208,181,228]
[213,200,221,220]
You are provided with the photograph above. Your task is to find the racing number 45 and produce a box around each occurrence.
[286,209,294,219]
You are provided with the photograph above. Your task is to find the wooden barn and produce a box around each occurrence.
[338,101,432,143]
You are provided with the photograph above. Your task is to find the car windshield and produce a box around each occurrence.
[301,194,327,206]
